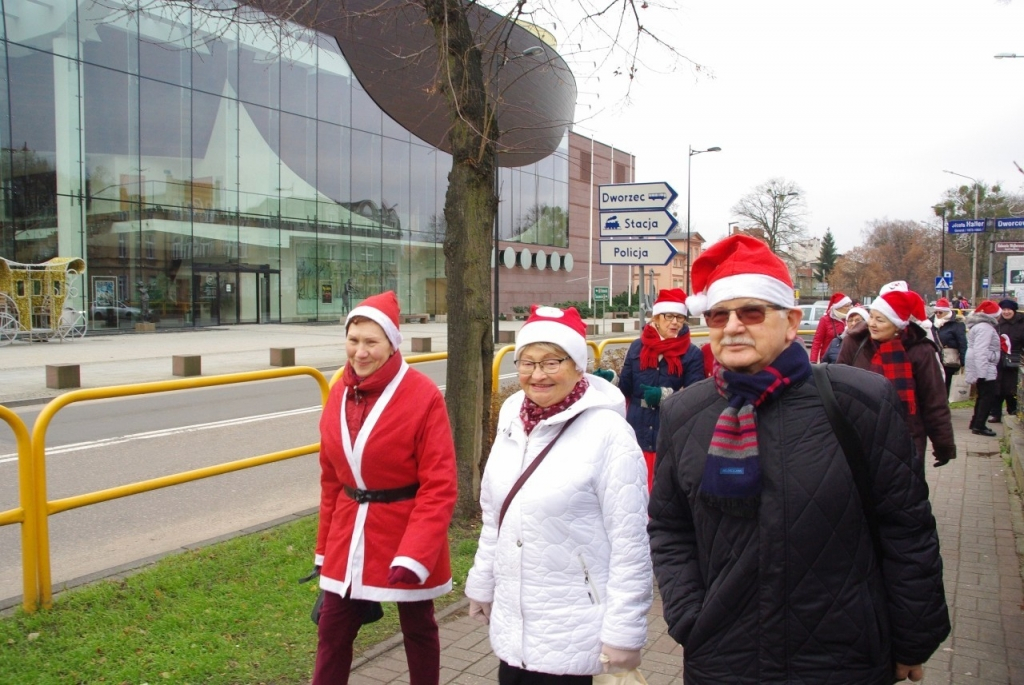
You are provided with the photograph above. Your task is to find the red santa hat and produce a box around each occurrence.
[651,288,688,317]
[974,300,1001,316]
[515,305,589,372]
[346,290,403,349]
[686,234,794,314]
[1001,334,1011,354]
[933,297,952,312]
[879,280,908,295]
[869,290,927,329]
[827,292,852,312]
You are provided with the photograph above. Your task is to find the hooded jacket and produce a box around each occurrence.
[838,321,956,467]
[932,313,967,368]
[996,311,1024,395]
[649,365,949,684]
[965,312,1000,385]
[465,375,652,676]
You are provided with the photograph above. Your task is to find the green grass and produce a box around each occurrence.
[0,515,480,685]
[949,399,975,410]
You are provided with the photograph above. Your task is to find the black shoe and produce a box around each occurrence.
[971,427,997,437]
[988,416,1001,423]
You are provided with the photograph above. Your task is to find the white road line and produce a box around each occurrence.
[0,371,521,464]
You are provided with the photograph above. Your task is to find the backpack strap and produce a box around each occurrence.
[811,365,884,562]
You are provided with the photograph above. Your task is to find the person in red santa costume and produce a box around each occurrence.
[809,292,852,363]
[311,290,457,685]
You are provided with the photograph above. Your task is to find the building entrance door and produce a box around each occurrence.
[193,272,219,326]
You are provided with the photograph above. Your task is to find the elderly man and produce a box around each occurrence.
[648,235,949,684]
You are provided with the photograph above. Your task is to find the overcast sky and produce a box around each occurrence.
[559,0,1024,254]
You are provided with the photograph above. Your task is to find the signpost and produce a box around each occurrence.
[948,219,986,234]
[598,210,678,237]
[593,286,609,302]
[599,239,678,266]
[995,242,1024,253]
[996,217,1024,230]
[597,182,677,212]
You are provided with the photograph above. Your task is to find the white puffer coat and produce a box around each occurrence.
[965,312,1000,384]
[465,375,652,676]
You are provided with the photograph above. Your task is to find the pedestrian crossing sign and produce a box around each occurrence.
[935,277,952,290]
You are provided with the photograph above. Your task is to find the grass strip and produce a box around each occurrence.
[0,515,480,685]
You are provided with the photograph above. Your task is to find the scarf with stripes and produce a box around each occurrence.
[699,341,811,518]
[869,333,916,416]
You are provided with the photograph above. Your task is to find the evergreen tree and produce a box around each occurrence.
[815,229,839,283]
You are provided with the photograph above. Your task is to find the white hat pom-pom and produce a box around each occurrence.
[686,292,708,317]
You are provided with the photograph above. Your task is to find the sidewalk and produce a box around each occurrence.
[348,408,1024,685]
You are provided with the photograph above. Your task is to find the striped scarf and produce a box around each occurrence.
[869,335,916,415]
[699,342,811,518]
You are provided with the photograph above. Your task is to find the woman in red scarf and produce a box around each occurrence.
[837,289,956,472]
[600,289,706,491]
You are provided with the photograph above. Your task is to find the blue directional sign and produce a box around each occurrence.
[935,277,952,290]
[996,217,1024,230]
[598,182,677,211]
[599,209,678,237]
[948,219,986,234]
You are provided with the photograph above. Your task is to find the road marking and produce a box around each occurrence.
[0,372,522,464]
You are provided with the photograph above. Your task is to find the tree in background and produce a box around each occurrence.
[731,178,807,254]
[814,228,839,285]
[829,220,937,299]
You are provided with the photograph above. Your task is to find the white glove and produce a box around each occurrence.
[468,599,492,625]
[600,645,642,673]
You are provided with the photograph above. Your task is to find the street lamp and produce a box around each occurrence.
[932,204,947,285]
[994,53,1022,59]
[943,169,981,304]
[686,145,722,292]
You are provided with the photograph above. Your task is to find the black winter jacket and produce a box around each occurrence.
[997,312,1024,396]
[933,316,967,368]
[649,364,949,685]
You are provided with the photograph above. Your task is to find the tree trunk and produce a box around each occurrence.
[422,0,497,521]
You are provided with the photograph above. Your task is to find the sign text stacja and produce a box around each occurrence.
[600,239,678,266]
[598,181,679,265]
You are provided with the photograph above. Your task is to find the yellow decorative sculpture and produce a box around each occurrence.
[0,257,87,344]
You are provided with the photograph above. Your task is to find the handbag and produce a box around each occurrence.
[1000,351,1021,369]
[941,347,961,368]
[595,669,648,685]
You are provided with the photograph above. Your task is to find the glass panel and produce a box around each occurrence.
[192,17,235,97]
[350,130,382,235]
[315,34,351,127]
[238,103,279,215]
[518,172,536,242]
[83,64,139,208]
[382,111,409,142]
[553,180,568,247]
[280,111,317,210]
[236,15,280,109]
[80,3,138,73]
[351,84,381,135]
[382,138,409,239]
[239,271,257,323]
[192,90,238,212]
[0,39,10,257]
[6,0,80,58]
[409,144,435,241]
[497,167,513,241]
[219,270,237,323]
[317,121,350,206]
[141,79,191,209]
[280,30,317,118]
[139,2,191,86]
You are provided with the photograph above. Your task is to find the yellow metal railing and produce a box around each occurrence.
[0,406,39,613]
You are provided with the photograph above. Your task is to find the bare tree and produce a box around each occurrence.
[731,178,807,254]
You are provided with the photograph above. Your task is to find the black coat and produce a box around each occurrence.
[933,316,967,368]
[997,312,1024,396]
[649,364,949,684]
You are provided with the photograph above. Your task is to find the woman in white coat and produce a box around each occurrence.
[965,300,1002,437]
[465,305,652,684]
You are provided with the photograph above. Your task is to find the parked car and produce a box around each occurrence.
[798,301,830,330]
[90,301,141,321]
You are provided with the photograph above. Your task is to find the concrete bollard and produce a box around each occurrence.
[172,354,202,377]
[497,330,516,344]
[270,347,295,367]
[46,364,80,390]
[611,322,625,333]
[586,324,599,335]
[411,337,431,353]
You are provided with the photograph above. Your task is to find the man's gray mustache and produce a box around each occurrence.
[719,336,756,346]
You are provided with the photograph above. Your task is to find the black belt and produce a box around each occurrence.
[343,483,419,504]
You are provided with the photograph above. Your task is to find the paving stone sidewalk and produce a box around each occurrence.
[346,407,1024,685]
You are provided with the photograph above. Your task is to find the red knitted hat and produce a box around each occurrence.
[516,305,589,371]
[652,288,688,317]
[687,234,794,314]
[870,290,926,329]
[934,297,952,311]
[346,290,403,349]
[974,300,1000,316]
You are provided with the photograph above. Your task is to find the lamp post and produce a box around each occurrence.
[994,53,1023,58]
[686,145,721,292]
[943,169,981,304]
[932,204,947,286]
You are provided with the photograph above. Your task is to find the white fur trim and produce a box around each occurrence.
[704,273,794,309]
[652,301,688,316]
[879,280,908,295]
[516,320,589,372]
[869,298,909,329]
[347,305,403,349]
[847,306,869,323]
[831,295,852,310]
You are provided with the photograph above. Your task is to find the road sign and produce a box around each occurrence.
[935,277,952,290]
[995,241,1024,253]
[598,182,677,211]
[983,277,990,288]
[593,286,610,302]
[599,210,678,237]
[943,270,953,281]
[813,282,829,293]
[996,217,1024,230]
[599,239,678,266]
[948,219,986,234]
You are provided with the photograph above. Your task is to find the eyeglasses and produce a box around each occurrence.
[659,314,686,323]
[704,304,789,329]
[514,357,569,374]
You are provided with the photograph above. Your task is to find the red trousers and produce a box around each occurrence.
[643,450,656,493]
[312,592,439,685]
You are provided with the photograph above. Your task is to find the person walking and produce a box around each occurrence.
[965,300,1002,437]
[649,236,949,684]
[311,290,458,685]
[809,292,851,362]
[991,298,1024,422]
[466,305,652,682]
[598,288,705,491]
[822,305,867,364]
[838,290,956,470]
[931,297,968,397]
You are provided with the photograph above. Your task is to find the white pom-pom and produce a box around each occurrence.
[686,292,708,317]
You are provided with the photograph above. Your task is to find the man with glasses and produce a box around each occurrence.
[648,235,949,684]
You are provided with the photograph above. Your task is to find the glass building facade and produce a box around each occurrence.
[0,0,568,328]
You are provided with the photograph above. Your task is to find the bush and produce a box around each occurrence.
[554,300,593,318]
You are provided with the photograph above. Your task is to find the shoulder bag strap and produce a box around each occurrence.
[811,365,884,562]
[498,412,582,531]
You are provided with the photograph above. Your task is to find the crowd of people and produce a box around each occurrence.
[310,237,1020,683]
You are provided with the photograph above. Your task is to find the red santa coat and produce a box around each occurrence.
[316,356,457,601]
